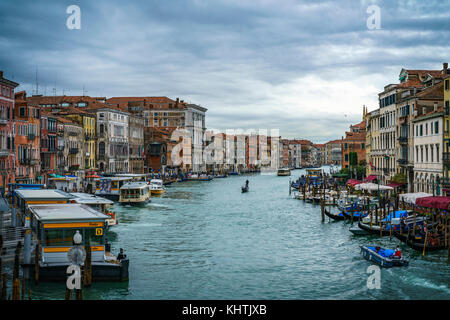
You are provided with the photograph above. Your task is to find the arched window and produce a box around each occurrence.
[99,142,105,156]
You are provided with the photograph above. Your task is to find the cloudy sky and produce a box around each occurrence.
[1,0,450,142]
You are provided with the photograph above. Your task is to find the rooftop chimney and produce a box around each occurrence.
[434,102,438,111]
[0,70,3,78]
[444,63,449,74]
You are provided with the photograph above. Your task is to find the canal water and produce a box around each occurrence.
[22,168,450,299]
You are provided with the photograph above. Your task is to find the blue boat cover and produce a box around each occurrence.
[367,246,394,258]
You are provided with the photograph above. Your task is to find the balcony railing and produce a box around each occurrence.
[0,118,8,125]
[0,150,10,158]
[397,159,407,165]
[398,136,408,144]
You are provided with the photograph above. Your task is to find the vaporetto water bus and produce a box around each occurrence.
[70,192,117,227]
[25,203,129,281]
[94,176,134,201]
[277,168,291,176]
[119,182,151,205]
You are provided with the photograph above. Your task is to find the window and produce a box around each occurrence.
[44,229,64,246]
[435,121,439,134]
[446,79,449,90]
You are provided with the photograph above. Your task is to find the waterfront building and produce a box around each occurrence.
[129,114,145,174]
[27,95,100,171]
[395,67,446,191]
[88,105,130,173]
[185,103,207,173]
[57,116,84,174]
[40,111,58,185]
[325,139,342,166]
[288,140,303,168]
[412,103,444,195]
[366,65,447,188]
[443,72,450,195]
[0,71,19,191]
[341,110,366,171]
[311,144,326,166]
[14,91,41,184]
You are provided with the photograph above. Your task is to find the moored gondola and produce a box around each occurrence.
[405,236,447,252]
[324,209,346,221]
[357,220,392,236]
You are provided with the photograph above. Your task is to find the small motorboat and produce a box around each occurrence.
[149,179,166,195]
[360,245,408,268]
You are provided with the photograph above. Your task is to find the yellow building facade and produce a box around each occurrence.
[66,112,96,170]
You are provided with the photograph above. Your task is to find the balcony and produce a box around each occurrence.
[69,148,79,155]
[85,134,95,140]
[397,136,408,144]
[19,158,30,165]
[68,131,79,137]
[0,149,10,158]
[398,115,407,125]
[0,118,8,125]
[30,159,39,165]
[397,159,407,165]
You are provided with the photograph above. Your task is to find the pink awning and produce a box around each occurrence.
[387,182,405,188]
[365,175,378,182]
[415,196,450,210]
[347,179,363,187]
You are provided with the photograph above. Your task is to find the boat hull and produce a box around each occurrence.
[357,221,391,236]
[360,246,408,268]
[324,209,345,221]
[24,259,130,282]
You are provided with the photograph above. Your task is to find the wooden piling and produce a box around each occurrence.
[76,289,83,300]
[12,278,20,300]
[1,273,6,300]
[34,244,40,284]
[83,245,92,287]
[65,287,72,300]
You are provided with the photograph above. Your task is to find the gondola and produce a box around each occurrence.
[241,186,249,193]
[324,209,346,221]
[405,235,447,252]
[357,221,392,236]
[341,210,368,220]
[360,246,409,268]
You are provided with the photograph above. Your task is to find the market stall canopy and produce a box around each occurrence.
[347,179,363,187]
[399,192,432,204]
[415,196,450,210]
[364,175,378,182]
[355,182,393,191]
[387,182,405,188]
